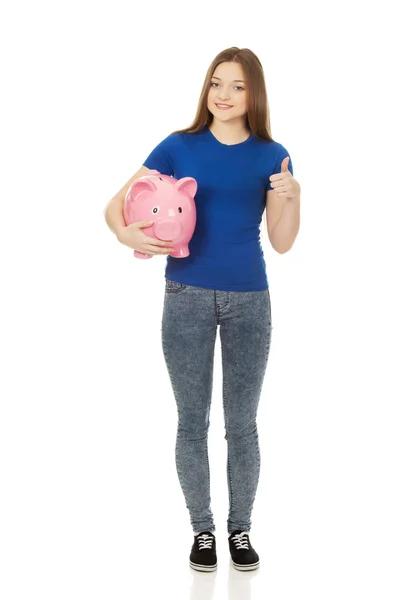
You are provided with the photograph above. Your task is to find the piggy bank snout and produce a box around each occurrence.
[154,220,181,241]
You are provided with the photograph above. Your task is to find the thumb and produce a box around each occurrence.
[281,157,289,172]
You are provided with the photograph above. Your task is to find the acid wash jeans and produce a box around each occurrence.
[161,279,273,535]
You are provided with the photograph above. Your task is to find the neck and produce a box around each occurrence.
[209,119,250,144]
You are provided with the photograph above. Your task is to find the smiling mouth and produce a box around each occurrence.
[216,103,232,109]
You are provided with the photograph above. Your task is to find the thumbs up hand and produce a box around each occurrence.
[269,157,300,200]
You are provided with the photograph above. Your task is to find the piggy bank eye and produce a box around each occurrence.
[152,207,159,214]
[178,207,182,213]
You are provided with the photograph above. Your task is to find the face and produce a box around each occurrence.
[207,61,248,124]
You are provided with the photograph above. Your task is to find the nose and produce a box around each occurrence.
[155,219,181,241]
[217,87,231,102]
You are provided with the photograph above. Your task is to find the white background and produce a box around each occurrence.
[1,1,399,598]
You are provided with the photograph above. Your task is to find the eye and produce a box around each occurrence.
[153,206,182,214]
[210,82,245,91]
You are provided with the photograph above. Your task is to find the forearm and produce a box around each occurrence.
[104,195,126,239]
[270,195,300,254]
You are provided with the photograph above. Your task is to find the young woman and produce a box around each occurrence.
[104,46,301,573]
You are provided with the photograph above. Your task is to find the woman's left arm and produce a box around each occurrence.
[267,157,301,254]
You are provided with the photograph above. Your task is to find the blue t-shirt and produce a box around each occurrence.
[143,126,293,292]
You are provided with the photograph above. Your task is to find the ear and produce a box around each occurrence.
[146,169,161,176]
[126,177,157,199]
[175,177,197,197]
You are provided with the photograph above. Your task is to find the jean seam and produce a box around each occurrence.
[221,335,234,519]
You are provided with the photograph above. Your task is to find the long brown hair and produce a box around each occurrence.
[171,47,275,143]
[171,47,275,237]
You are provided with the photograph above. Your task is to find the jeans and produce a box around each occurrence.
[161,279,273,534]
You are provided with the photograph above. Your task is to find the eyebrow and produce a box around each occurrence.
[211,76,245,83]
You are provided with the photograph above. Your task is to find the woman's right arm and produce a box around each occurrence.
[103,165,150,240]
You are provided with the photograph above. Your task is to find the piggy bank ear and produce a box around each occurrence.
[175,177,197,197]
[146,169,161,176]
[126,177,157,199]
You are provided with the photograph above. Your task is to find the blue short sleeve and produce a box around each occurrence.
[143,135,174,176]
[267,146,294,191]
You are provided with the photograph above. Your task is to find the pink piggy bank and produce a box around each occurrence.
[123,169,197,259]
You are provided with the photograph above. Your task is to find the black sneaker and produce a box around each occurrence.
[189,531,217,572]
[228,530,260,571]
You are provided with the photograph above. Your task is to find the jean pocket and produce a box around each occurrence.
[165,279,187,293]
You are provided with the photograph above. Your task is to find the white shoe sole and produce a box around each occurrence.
[232,559,260,571]
[190,560,218,572]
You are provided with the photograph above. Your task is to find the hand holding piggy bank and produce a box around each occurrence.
[123,169,197,259]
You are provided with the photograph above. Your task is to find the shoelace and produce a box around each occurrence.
[231,532,250,550]
[197,533,214,550]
